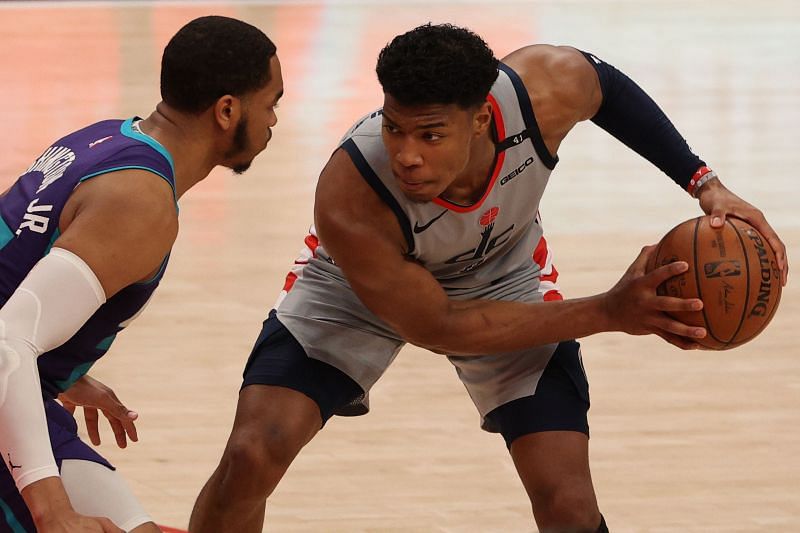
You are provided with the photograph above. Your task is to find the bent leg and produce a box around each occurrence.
[510,431,600,531]
[484,341,606,531]
[190,384,322,532]
[61,459,156,532]
[191,311,366,532]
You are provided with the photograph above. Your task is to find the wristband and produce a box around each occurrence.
[687,166,717,198]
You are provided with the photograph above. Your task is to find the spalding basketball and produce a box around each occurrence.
[648,216,782,350]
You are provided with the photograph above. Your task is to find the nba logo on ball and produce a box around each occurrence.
[647,216,782,350]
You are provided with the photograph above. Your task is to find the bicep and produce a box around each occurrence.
[504,45,603,142]
[335,232,451,344]
[314,150,451,345]
[54,170,177,298]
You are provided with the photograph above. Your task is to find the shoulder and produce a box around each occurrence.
[315,148,407,255]
[54,168,178,296]
[503,45,594,81]
[62,168,177,238]
[503,45,599,113]
[501,45,602,145]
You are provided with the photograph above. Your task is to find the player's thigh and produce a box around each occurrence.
[482,340,590,445]
[481,341,595,500]
[235,310,366,458]
[450,340,589,439]
[61,458,153,532]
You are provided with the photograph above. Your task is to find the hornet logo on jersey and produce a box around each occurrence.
[445,206,514,273]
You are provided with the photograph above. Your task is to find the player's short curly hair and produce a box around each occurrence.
[161,16,277,113]
[376,23,499,109]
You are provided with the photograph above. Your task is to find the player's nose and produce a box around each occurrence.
[395,139,422,168]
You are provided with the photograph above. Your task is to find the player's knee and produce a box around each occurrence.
[224,423,305,480]
[218,437,275,498]
[533,484,599,531]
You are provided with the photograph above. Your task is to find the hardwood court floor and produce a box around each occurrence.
[1,1,798,531]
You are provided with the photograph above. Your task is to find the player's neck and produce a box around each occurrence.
[138,104,219,199]
[440,131,497,206]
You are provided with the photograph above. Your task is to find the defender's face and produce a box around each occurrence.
[228,55,284,174]
[381,94,476,203]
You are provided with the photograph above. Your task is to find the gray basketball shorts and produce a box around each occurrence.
[243,310,590,444]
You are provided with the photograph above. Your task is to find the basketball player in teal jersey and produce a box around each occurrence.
[191,24,787,531]
[0,16,282,532]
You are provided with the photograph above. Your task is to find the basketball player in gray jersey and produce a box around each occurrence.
[192,24,787,531]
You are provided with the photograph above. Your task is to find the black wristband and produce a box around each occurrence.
[581,51,705,190]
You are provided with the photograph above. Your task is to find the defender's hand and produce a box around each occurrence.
[36,511,123,533]
[605,245,706,349]
[58,375,138,448]
[23,477,124,532]
[696,177,788,286]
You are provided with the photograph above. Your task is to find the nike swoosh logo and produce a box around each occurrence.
[413,209,448,233]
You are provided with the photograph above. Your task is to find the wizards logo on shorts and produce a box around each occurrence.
[445,206,515,273]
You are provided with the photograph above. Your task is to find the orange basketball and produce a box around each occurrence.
[647,216,782,350]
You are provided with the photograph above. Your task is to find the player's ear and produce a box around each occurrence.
[213,95,241,131]
[472,100,493,136]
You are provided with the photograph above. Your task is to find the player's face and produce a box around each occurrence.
[381,94,481,203]
[227,55,284,174]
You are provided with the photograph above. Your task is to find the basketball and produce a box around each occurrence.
[647,216,782,349]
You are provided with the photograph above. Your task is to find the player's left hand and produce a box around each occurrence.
[696,176,788,286]
[58,375,139,449]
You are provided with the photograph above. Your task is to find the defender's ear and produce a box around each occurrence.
[213,95,241,131]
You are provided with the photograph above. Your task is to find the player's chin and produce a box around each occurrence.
[230,158,254,175]
[401,189,436,204]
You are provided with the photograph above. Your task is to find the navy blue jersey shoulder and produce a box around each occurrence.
[340,138,416,255]
[497,63,558,170]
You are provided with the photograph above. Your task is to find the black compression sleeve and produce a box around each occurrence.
[581,51,705,190]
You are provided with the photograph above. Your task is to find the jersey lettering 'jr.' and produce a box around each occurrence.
[276,64,562,410]
[0,118,176,398]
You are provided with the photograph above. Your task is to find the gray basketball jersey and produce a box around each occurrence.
[276,64,563,414]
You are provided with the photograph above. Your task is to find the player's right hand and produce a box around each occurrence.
[23,478,124,533]
[604,244,706,348]
[35,510,123,533]
[59,374,139,448]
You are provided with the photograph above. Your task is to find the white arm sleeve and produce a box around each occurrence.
[0,247,106,491]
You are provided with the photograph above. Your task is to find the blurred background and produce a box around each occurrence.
[1,1,798,531]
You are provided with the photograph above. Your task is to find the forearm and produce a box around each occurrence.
[582,51,706,191]
[409,294,613,355]
[0,248,105,496]
[0,342,59,487]
[21,477,74,523]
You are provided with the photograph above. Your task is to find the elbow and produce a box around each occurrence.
[394,310,469,355]
[397,325,445,353]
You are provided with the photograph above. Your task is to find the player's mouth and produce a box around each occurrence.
[393,171,428,191]
[398,179,425,193]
